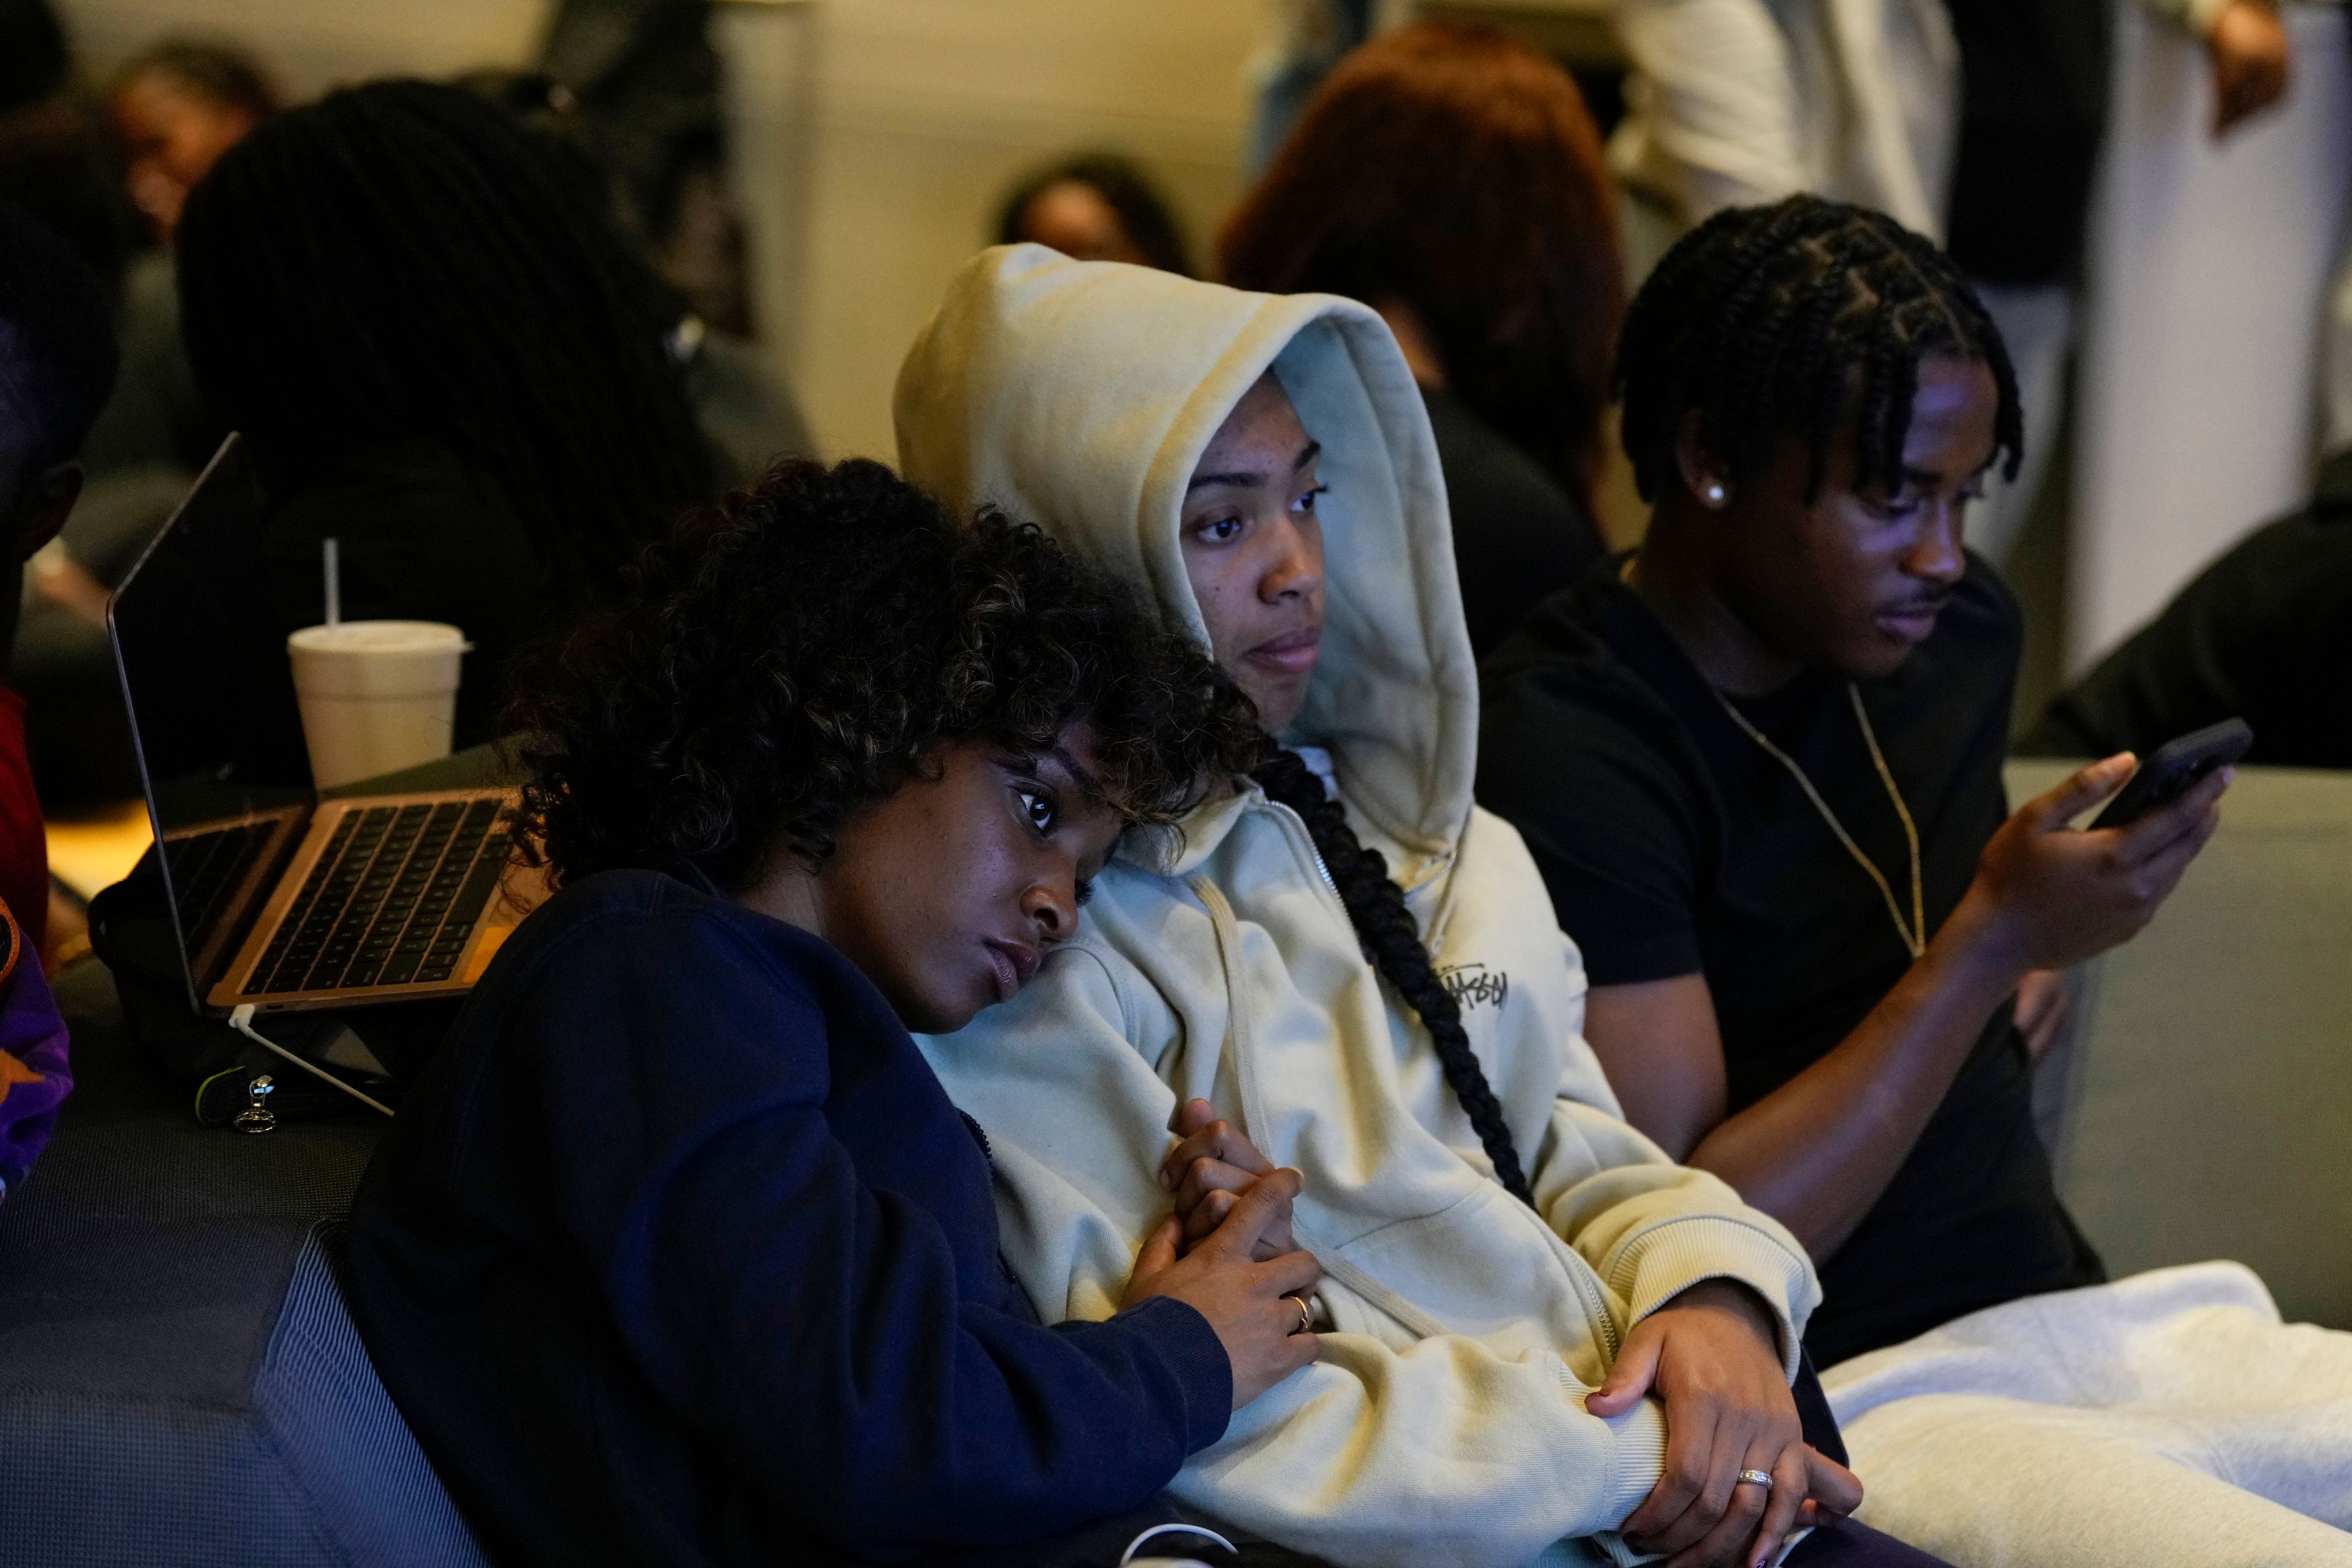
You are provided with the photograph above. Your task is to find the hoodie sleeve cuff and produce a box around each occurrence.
[1103,1294,1234,1455]
[1593,1394,1670,1564]
[1616,1217,1816,1379]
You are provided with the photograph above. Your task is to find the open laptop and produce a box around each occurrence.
[107,434,549,1017]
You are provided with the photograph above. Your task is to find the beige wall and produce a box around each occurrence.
[50,0,552,97]
[50,0,1264,465]
[801,1,1260,459]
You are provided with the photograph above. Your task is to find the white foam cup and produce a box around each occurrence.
[287,620,470,788]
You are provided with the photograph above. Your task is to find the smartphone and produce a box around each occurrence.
[2087,717,2252,830]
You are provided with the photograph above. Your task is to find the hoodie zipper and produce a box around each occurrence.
[1256,793,1344,908]
[1304,834,1341,904]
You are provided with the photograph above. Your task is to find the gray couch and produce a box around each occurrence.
[2011,761,2352,1332]
[0,959,486,1567]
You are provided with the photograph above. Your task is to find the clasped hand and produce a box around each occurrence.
[1157,1099,1861,1567]
[1121,1100,1320,1410]
[1589,1281,1861,1568]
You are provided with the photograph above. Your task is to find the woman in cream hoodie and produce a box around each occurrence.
[894,247,1874,1567]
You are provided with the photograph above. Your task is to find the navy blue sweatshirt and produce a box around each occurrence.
[346,864,1231,1567]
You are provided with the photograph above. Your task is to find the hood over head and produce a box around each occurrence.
[895,244,1475,861]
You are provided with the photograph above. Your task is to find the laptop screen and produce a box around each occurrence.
[107,434,314,1006]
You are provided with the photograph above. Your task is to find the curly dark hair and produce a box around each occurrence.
[1615,194,2023,507]
[510,458,1267,890]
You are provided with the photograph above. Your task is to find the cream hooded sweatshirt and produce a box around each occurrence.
[896,247,1820,1568]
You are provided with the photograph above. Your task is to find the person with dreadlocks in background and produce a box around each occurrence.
[893,246,1974,1568]
[1479,195,2352,1566]
[173,80,716,755]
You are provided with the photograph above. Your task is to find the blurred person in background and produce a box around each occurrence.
[1939,0,2287,562]
[2024,441,2352,769]
[996,153,1194,275]
[174,79,717,755]
[537,0,750,337]
[0,194,116,987]
[81,39,269,479]
[0,10,223,810]
[460,68,810,487]
[0,1,138,306]
[107,38,276,247]
[1222,21,1616,655]
[0,198,113,1190]
[1242,0,1373,173]
[1610,0,2294,564]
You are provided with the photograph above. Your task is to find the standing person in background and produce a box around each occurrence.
[1608,0,1960,276]
[1941,0,2289,562]
[1222,21,1618,656]
[1242,0,1373,174]
[536,0,748,337]
[174,80,717,756]
[106,39,276,247]
[1611,0,2295,562]
[459,68,812,488]
[997,153,1195,276]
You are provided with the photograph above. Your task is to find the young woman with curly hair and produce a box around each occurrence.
[346,458,1322,1568]
[1219,20,1622,655]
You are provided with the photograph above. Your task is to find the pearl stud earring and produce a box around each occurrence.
[1704,483,1726,504]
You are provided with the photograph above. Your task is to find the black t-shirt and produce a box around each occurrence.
[1421,385,1605,657]
[1477,557,2102,1365]
[2024,447,2352,769]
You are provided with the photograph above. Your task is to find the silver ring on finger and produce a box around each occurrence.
[1283,1294,1313,1335]
[1736,1469,1775,1490]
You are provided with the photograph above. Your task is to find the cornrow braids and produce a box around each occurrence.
[1251,749,1536,1207]
[1615,195,2023,507]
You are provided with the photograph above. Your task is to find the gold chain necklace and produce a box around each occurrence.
[1711,682,1926,960]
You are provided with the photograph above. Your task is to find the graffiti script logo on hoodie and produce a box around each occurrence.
[1439,962,1508,1013]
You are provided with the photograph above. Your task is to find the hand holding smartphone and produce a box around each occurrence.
[2087,718,2253,830]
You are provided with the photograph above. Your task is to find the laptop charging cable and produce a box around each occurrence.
[227,1004,396,1118]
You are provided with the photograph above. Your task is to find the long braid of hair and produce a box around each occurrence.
[1614,195,2024,508]
[1251,749,1536,1207]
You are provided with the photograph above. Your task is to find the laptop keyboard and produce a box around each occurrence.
[162,821,276,952]
[249,799,513,994]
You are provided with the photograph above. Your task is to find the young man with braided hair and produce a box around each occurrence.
[895,246,1969,1567]
[1480,194,2352,1565]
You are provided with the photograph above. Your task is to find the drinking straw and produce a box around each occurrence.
[323,537,341,630]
